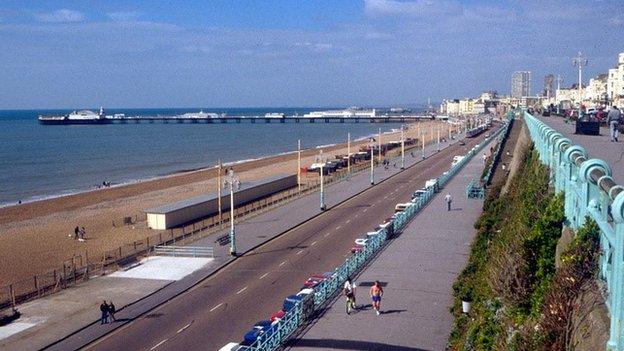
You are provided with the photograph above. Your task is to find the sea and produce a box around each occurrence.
[0,108,413,207]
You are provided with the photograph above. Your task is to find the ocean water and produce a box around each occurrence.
[0,108,410,206]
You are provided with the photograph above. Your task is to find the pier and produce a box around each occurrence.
[39,115,439,125]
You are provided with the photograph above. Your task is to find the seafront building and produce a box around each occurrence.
[511,71,531,98]
[439,91,504,116]
[607,53,624,107]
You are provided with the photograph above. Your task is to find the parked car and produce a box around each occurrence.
[354,238,368,246]
[425,178,439,192]
[412,189,427,199]
[351,245,364,253]
[219,343,250,351]
[395,203,411,212]
[269,310,285,322]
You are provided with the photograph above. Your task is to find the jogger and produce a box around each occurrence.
[369,281,384,315]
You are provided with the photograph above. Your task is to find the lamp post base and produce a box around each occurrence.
[401,167,405,170]
[320,205,326,211]
[230,250,237,257]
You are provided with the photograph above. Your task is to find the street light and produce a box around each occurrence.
[573,52,588,119]
[369,137,375,185]
[421,130,426,159]
[315,150,328,211]
[223,167,240,256]
[400,125,405,170]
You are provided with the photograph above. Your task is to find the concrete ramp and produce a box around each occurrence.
[109,256,212,281]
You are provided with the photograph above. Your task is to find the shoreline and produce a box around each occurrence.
[0,120,450,285]
[0,132,391,225]
[0,129,397,217]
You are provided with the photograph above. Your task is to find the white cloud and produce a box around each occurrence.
[35,9,84,23]
[364,0,463,18]
[107,11,141,22]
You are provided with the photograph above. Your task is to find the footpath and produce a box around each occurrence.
[0,135,463,351]
[287,137,491,351]
[536,115,624,183]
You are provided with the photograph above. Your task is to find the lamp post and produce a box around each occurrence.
[347,132,351,176]
[421,130,426,159]
[437,129,440,152]
[223,168,240,256]
[297,140,301,193]
[400,125,405,170]
[315,150,328,210]
[217,159,223,228]
[369,137,375,185]
[572,52,588,119]
[378,128,382,163]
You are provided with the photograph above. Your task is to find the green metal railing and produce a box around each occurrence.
[523,110,624,350]
[244,118,511,351]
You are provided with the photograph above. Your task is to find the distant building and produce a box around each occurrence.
[544,74,555,99]
[607,53,624,107]
[584,74,608,106]
[511,71,531,98]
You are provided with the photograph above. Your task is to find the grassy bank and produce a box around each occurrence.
[448,144,601,350]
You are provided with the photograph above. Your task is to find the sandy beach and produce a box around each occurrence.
[0,120,453,285]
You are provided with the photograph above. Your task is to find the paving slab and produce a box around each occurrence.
[288,138,491,351]
[536,115,624,184]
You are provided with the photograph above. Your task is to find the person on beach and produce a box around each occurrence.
[73,226,80,239]
[444,193,453,211]
[370,281,384,315]
[108,301,116,322]
[100,301,109,324]
[78,227,86,242]
[607,106,621,142]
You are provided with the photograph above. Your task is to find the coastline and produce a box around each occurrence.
[0,121,449,284]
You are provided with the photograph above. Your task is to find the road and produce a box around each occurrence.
[85,132,490,351]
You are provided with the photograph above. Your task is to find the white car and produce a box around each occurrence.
[354,238,368,246]
[219,343,250,351]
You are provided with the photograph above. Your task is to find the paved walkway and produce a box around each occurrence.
[1,135,466,351]
[537,115,624,184]
[288,139,491,351]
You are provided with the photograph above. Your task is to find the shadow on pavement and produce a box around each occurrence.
[286,338,430,351]
[381,309,406,315]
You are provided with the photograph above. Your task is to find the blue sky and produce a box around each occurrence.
[0,0,622,109]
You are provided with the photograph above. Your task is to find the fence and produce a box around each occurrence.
[523,110,624,350]
[153,245,214,258]
[244,118,510,351]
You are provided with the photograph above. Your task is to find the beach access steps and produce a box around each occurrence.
[153,245,214,258]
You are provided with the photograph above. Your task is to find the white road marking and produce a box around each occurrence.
[259,272,269,280]
[363,208,368,212]
[279,261,286,267]
[345,219,351,224]
[296,250,304,255]
[353,214,359,218]
[150,339,168,350]
[177,323,192,334]
[311,241,317,246]
[335,225,342,230]
[324,232,330,237]
[210,303,223,312]
[236,286,248,295]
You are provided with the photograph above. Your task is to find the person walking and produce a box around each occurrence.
[369,281,384,315]
[108,301,116,322]
[343,277,357,314]
[73,226,80,239]
[607,106,621,142]
[444,193,453,211]
[100,300,109,324]
[482,153,487,164]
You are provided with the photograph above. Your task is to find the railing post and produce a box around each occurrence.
[608,193,624,349]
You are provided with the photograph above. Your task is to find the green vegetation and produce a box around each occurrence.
[448,144,601,350]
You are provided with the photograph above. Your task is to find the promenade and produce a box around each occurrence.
[0,133,468,351]
[536,115,624,183]
[288,138,490,351]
